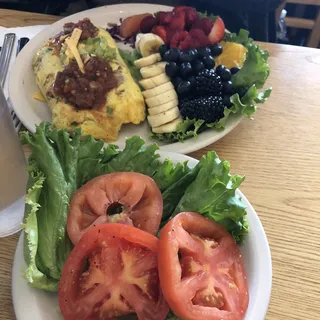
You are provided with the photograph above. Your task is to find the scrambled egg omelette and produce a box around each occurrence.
[33,20,145,142]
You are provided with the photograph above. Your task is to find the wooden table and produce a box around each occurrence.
[1,8,320,320]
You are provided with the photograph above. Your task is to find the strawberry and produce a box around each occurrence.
[172,6,190,13]
[140,15,156,33]
[170,31,188,48]
[185,7,199,27]
[208,16,225,44]
[156,11,173,25]
[191,17,213,35]
[165,26,176,43]
[179,33,195,50]
[189,28,210,47]
[152,25,168,43]
[170,11,186,31]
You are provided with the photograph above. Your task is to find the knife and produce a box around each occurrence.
[16,37,29,56]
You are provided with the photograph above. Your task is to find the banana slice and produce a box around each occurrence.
[145,89,177,108]
[139,73,170,90]
[148,100,178,115]
[142,82,174,99]
[152,116,183,133]
[139,33,164,57]
[140,62,166,79]
[148,107,180,127]
[135,53,161,69]
[135,33,144,54]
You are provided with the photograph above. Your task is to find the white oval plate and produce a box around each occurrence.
[8,3,242,154]
[12,151,272,320]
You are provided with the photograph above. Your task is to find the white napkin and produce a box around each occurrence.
[0,25,49,98]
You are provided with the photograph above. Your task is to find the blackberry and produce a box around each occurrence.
[179,95,225,123]
[194,69,223,96]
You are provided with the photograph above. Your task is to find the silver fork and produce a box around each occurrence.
[0,34,28,132]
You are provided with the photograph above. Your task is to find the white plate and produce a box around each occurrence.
[12,151,272,320]
[8,3,242,154]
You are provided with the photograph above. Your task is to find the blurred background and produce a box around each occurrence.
[0,0,319,47]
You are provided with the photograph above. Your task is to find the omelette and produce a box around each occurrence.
[32,19,145,142]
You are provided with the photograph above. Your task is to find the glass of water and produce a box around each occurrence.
[0,88,27,237]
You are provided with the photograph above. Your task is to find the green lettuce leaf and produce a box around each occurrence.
[119,49,142,83]
[22,161,59,291]
[173,152,248,243]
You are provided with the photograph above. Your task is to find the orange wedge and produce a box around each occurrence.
[215,41,247,69]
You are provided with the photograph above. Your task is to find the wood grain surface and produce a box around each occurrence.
[1,8,320,320]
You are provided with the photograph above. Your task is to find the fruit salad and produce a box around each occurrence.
[110,6,272,142]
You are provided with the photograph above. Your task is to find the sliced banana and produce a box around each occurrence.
[139,73,170,90]
[135,33,144,54]
[148,107,180,128]
[142,82,174,99]
[152,116,183,133]
[135,53,161,69]
[148,100,178,115]
[139,33,164,57]
[140,62,166,79]
[145,89,177,108]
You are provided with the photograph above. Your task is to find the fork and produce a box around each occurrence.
[0,35,29,132]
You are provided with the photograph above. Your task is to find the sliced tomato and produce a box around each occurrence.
[59,223,169,320]
[67,172,163,244]
[158,212,249,320]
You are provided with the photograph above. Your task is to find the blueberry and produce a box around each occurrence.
[191,48,199,58]
[165,62,179,77]
[230,66,241,75]
[180,62,193,78]
[192,59,205,74]
[198,47,212,58]
[222,81,234,94]
[172,76,183,88]
[187,75,196,88]
[179,49,196,63]
[220,68,232,81]
[210,45,223,56]
[215,64,225,75]
[177,81,192,95]
[203,56,215,69]
[222,95,233,108]
[163,48,180,62]
[159,44,169,58]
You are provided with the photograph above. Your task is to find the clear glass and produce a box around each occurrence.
[0,88,27,237]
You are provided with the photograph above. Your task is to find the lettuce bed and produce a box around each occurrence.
[21,122,248,292]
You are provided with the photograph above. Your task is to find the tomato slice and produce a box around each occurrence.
[158,212,249,320]
[59,223,169,320]
[67,172,163,244]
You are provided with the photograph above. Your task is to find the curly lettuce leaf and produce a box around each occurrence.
[119,48,142,82]
[173,151,248,243]
[22,161,58,291]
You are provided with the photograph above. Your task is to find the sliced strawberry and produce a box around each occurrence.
[185,7,199,27]
[170,11,186,31]
[208,16,225,44]
[170,30,188,48]
[152,25,168,43]
[189,28,210,47]
[140,15,157,33]
[191,17,213,35]
[156,11,173,25]
[165,27,176,43]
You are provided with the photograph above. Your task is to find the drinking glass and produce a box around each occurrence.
[0,88,27,237]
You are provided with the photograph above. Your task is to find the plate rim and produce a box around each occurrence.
[11,150,272,320]
[8,3,243,155]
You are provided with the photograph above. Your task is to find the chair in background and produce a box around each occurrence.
[277,0,320,48]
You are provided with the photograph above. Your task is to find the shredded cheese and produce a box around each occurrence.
[65,28,85,73]
[32,91,46,102]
